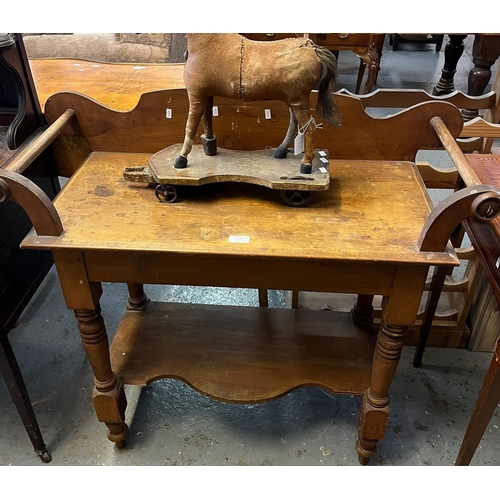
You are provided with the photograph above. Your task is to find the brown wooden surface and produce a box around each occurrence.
[29,59,185,111]
[464,156,500,302]
[338,88,497,111]
[21,152,457,268]
[110,302,376,402]
[146,145,330,191]
[19,151,459,462]
[16,55,477,463]
[42,89,464,178]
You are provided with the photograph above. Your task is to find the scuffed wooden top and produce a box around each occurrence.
[30,59,185,111]
[22,152,458,266]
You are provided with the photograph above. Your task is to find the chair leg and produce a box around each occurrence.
[258,289,268,307]
[0,336,51,462]
[352,294,374,325]
[456,339,500,465]
[413,265,451,367]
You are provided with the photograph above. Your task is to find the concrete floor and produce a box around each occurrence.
[1,35,499,466]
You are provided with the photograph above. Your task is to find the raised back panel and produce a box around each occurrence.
[44,89,464,176]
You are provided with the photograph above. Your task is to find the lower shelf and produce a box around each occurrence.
[110,302,376,403]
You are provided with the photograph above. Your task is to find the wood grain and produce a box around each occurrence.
[29,59,185,111]
[109,302,376,401]
[146,145,330,191]
[42,89,464,178]
[21,151,458,268]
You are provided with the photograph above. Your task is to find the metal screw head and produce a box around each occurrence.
[472,193,500,221]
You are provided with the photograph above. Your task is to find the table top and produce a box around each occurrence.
[29,59,185,111]
[21,152,458,267]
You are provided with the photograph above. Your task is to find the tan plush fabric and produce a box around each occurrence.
[22,33,172,63]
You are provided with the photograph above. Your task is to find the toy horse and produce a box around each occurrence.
[174,33,341,174]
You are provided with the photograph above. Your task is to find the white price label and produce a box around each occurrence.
[229,235,250,243]
[320,157,329,163]
[318,150,327,157]
[166,108,172,119]
[264,109,272,119]
[213,106,219,116]
[319,167,328,173]
[294,133,304,155]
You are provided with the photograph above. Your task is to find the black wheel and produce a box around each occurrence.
[155,184,178,203]
[279,190,313,207]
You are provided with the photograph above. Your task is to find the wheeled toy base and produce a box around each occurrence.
[123,144,330,207]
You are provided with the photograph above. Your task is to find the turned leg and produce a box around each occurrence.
[126,283,149,311]
[75,307,128,447]
[462,35,500,121]
[356,322,406,464]
[432,34,467,96]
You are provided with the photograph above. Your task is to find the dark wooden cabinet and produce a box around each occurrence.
[0,33,60,463]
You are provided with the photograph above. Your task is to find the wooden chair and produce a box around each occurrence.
[286,86,500,352]
[0,33,57,463]
[453,154,500,465]
[413,66,500,365]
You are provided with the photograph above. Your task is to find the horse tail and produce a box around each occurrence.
[314,45,342,126]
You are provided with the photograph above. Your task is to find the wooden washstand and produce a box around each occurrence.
[3,88,499,464]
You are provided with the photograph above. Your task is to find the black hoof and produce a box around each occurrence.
[201,134,217,156]
[174,155,188,169]
[274,148,289,159]
[300,164,312,174]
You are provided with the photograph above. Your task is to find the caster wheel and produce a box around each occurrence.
[37,448,52,463]
[155,184,178,203]
[279,190,313,207]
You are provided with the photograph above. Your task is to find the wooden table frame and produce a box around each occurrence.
[4,143,500,465]
[3,90,500,464]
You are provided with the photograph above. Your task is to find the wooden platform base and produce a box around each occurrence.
[109,302,375,404]
[144,145,331,191]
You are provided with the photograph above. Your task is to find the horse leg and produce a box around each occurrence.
[274,108,297,159]
[174,96,207,169]
[201,96,217,156]
[291,106,316,174]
